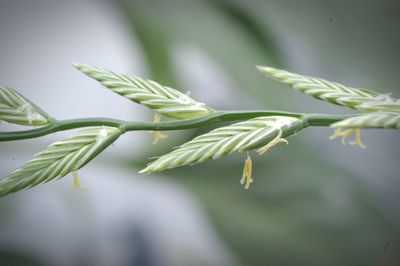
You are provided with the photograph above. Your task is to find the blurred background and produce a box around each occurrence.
[0,0,399,265]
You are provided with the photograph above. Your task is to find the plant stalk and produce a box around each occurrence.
[0,110,352,142]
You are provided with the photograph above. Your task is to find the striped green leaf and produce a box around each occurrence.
[332,112,400,129]
[74,63,212,119]
[0,86,51,126]
[140,116,304,174]
[0,127,121,197]
[257,66,400,112]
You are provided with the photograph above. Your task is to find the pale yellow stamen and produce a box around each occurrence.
[72,171,84,190]
[257,129,288,155]
[329,127,344,140]
[152,131,168,145]
[240,130,289,189]
[329,127,366,148]
[151,113,168,145]
[241,153,253,189]
[340,129,354,145]
[349,128,366,149]
[153,113,161,123]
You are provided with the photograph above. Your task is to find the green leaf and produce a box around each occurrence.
[0,127,121,197]
[332,112,400,129]
[74,63,212,119]
[140,116,304,174]
[257,66,400,112]
[0,86,51,126]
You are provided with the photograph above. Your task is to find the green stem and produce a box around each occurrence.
[0,110,352,142]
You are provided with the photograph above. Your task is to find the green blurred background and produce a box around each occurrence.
[0,0,399,265]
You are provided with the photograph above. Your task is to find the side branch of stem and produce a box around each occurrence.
[0,110,351,142]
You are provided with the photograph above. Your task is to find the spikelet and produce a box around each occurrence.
[74,63,212,119]
[257,66,400,113]
[0,127,121,197]
[140,116,303,174]
[0,86,51,126]
[332,112,400,129]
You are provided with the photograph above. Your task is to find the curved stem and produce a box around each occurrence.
[0,110,352,141]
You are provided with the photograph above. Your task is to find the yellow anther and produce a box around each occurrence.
[241,153,253,189]
[153,113,161,123]
[239,129,289,189]
[329,127,344,140]
[257,129,288,155]
[72,171,84,190]
[339,129,354,145]
[152,131,168,145]
[329,127,366,148]
[151,113,168,145]
[349,128,366,149]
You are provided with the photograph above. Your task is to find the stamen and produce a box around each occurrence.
[257,129,288,155]
[241,130,289,189]
[329,127,344,140]
[153,113,161,123]
[349,128,366,148]
[241,153,253,189]
[339,129,354,145]
[152,131,168,145]
[72,171,84,190]
[151,113,168,144]
[329,127,366,148]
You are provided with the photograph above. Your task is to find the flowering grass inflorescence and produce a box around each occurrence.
[0,64,398,197]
